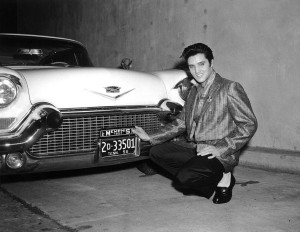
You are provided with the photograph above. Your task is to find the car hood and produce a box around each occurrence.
[18,67,168,109]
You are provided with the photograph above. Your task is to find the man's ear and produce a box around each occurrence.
[210,59,214,68]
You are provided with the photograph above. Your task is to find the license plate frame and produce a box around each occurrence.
[97,127,140,158]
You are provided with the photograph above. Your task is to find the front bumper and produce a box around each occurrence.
[0,103,62,154]
[0,143,151,175]
[0,105,165,175]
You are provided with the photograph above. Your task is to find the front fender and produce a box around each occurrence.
[152,69,188,105]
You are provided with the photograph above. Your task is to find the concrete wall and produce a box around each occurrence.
[6,0,300,155]
[0,0,18,32]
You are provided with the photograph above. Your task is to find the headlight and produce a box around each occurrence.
[159,99,183,115]
[0,76,17,107]
[174,77,193,101]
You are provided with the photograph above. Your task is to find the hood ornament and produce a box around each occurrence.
[105,86,121,93]
[86,86,135,100]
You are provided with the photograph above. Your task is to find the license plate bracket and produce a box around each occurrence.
[97,127,140,158]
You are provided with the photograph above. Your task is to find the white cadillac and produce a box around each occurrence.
[0,34,191,175]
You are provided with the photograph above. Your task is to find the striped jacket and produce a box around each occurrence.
[149,73,258,172]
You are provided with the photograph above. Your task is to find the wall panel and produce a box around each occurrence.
[15,0,300,152]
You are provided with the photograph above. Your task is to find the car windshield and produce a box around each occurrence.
[0,35,93,67]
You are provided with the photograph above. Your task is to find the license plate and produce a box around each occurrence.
[98,128,140,158]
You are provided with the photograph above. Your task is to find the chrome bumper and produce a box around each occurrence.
[0,143,151,175]
[0,103,62,154]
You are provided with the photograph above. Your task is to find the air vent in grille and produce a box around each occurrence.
[29,112,161,157]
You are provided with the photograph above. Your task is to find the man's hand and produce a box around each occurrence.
[132,126,150,141]
[197,146,220,159]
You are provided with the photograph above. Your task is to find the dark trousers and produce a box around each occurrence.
[150,142,225,198]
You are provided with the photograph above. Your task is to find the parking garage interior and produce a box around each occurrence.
[0,1,299,232]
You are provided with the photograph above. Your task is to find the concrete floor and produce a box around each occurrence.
[0,164,299,232]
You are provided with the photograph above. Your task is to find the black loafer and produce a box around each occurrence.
[213,175,236,204]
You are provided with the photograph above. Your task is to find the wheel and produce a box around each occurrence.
[136,160,157,175]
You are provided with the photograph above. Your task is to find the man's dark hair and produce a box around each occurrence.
[181,43,214,65]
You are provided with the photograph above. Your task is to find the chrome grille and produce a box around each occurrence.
[29,112,161,157]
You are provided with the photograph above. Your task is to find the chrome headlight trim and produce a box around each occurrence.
[173,77,193,101]
[158,99,183,116]
[0,74,19,108]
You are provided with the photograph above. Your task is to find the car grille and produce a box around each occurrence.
[29,111,161,157]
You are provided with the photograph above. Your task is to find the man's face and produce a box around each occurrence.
[187,53,213,84]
